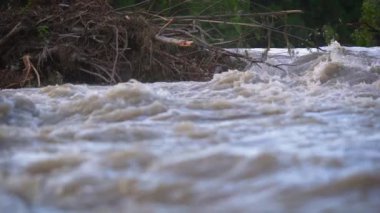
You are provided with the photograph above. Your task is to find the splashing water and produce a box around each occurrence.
[1,42,380,212]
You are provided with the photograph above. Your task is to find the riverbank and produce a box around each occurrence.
[0,0,253,89]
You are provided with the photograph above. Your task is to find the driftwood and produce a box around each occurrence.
[0,1,308,88]
[22,55,41,87]
[0,0,254,88]
[155,35,193,47]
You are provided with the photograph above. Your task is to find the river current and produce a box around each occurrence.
[0,42,380,212]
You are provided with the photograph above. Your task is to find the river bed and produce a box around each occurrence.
[1,42,380,212]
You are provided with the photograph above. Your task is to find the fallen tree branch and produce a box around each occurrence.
[111,26,119,83]
[154,35,193,47]
[22,54,41,87]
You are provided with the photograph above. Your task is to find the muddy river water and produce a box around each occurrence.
[1,42,380,212]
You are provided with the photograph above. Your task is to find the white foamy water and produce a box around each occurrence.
[1,42,380,212]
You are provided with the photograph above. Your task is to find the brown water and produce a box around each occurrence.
[1,42,380,212]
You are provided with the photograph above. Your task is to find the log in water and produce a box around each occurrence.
[1,42,380,212]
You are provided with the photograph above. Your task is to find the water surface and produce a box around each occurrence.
[1,42,380,212]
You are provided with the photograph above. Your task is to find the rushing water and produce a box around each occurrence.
[1,42,380,212]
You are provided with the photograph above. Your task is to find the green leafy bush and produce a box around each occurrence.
[113,0,252,47]
[353,0,380,46]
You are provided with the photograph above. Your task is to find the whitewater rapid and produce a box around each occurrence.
[0,42,380,212]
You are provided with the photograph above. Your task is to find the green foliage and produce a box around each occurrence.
[352,0,380,46]
[322,24,337,44]
[113,0,252,47]
[3,0,374,47]
[112,0,137,8]
[353,28,374,46]
[361,0,380,29]
[253,0,363,46]
[37,25,50,41]
[186,0,251,47]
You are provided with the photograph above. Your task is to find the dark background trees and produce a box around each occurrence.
[111,0,379,47]
[2,0,380,47]
[251,0,363,46]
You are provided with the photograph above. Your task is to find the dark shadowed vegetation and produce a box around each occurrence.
[112,0,379,47]
[0,0,379,88]
[0,0,301,88]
